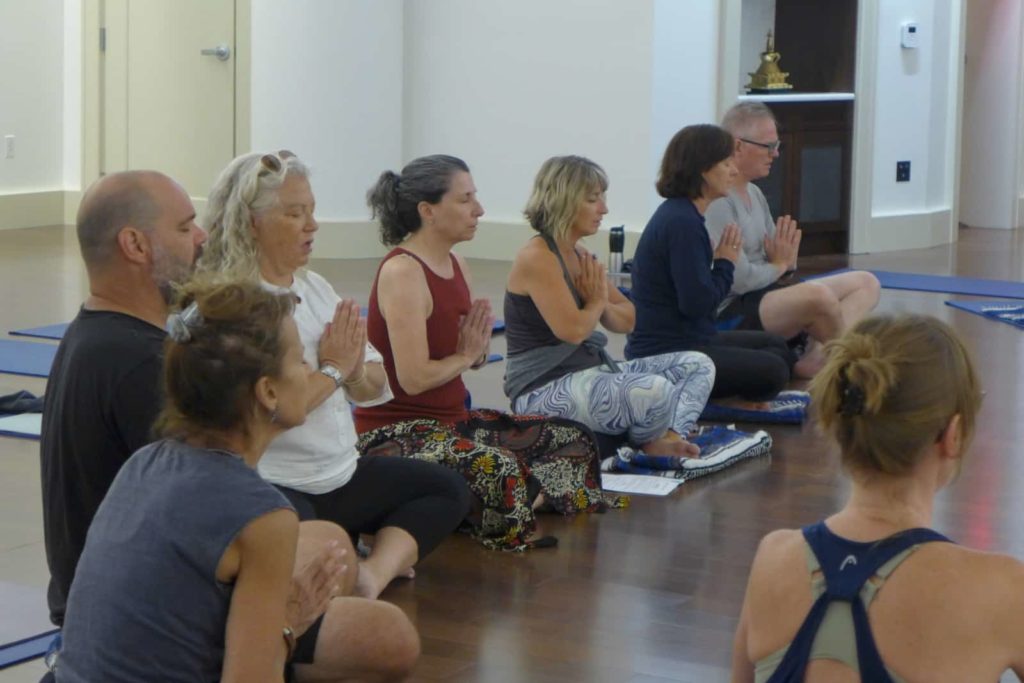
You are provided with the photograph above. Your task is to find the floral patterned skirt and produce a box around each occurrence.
[357,409,628,551]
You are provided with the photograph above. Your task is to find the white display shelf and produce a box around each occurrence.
[737,92,855,103]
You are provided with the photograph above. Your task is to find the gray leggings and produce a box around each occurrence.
[512,351,715,445]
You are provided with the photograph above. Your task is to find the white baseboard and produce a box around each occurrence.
[2,199,646,264]
[312,220,390,260]
[0,191,67,231]
[63,190,83,225]
[854,209,956,253]
[312,220,644,262]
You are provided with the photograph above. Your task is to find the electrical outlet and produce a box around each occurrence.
[896,160,910,182]
[3,135,14,159]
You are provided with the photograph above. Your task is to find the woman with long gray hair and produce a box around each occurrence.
[356,154,627,552]
[197,151,471,600]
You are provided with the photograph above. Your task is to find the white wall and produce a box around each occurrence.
[870,0,938,214]
[960,0,1022,229]
[404,0,721,234]
[0,0,65,193]
[62,0,82,191]
[250,0,404,221]
[650,0,720,218]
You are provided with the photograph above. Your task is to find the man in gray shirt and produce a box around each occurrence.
[706,102,880,377]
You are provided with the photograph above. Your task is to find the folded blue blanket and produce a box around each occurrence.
[601,425,772,482]
[700,390,810,424]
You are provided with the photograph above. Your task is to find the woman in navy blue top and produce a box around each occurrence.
[731,314,1024,682]
[626,124,794,402]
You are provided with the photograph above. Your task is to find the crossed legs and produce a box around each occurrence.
[512,351,716,456]
[757,270,880,377]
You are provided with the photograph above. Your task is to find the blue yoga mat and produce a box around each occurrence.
[700,391,810,425]
[9,323,69,341]
[0,630,59,669]
[809,269,1024,299]
[0,341,57,378]
[945,299,1024,330]
[0,413,42,441]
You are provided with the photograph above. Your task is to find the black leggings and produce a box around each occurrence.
[275,455,471,561]
[690,330,795,401]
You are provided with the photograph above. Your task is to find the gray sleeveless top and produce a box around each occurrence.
[56,439,294,683]
[503,235,617,401]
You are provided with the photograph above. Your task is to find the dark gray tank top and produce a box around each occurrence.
[503,235,614,400]
[56,439,294,683]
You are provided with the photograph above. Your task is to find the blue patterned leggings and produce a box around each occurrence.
[512,351,715,446]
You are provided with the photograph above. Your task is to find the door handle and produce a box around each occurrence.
[200,45,231,62]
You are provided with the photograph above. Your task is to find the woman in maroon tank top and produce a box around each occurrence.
[356,155,627,551]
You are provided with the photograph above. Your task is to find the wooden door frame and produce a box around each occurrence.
[80,0,251,187]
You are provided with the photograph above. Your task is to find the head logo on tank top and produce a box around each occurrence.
[839,554,858,571]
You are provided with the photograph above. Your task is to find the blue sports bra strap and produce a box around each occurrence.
[763,595,833,683]
[803,523,952,601]
[797,523,953,682]
[850,596,897,683]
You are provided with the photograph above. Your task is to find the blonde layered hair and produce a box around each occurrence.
[524,156,608,241]
[810,314,982,478]
[197,151,310,282]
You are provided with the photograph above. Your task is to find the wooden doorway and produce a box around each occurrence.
[88,0,250,201]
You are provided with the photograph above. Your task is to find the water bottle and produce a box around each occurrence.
[608,225,625,273]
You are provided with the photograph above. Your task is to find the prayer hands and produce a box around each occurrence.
[765,215,801,270]
[575,253,609,307]
[318,299,367,382]
[457,298,494,368]
[714,223,743,265]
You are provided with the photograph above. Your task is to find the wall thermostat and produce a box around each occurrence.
[901,22,920,49]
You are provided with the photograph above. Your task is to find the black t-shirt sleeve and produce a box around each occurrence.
[112,355,164,455]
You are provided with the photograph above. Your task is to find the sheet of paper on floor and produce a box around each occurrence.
[600,473,683,496]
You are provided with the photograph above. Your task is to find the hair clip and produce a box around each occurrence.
[166,301,203,343]
[839,381,866,417]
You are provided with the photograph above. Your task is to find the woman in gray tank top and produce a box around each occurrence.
[54,282,416,682]
[505,155,715,457]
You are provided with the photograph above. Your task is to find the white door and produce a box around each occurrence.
[102,0,236,199]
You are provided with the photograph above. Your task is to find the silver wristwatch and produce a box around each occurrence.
[319,364,344,389]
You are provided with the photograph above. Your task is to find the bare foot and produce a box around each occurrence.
[641,433,700,457]
[353,561,416,599]
[793,342,826,379]
[353,561,383,600]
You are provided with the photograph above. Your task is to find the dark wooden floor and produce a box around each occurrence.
[2,226,1024,682]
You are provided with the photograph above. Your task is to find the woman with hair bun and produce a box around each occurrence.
[358,154,626,552]
[55,281,420,683]
[731,314,1024,682]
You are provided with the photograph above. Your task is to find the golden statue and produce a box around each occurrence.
[746,31,793,93]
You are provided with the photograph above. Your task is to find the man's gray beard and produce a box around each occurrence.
[152,244,199,306]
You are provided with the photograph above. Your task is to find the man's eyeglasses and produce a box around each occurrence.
[739,138,782,153]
